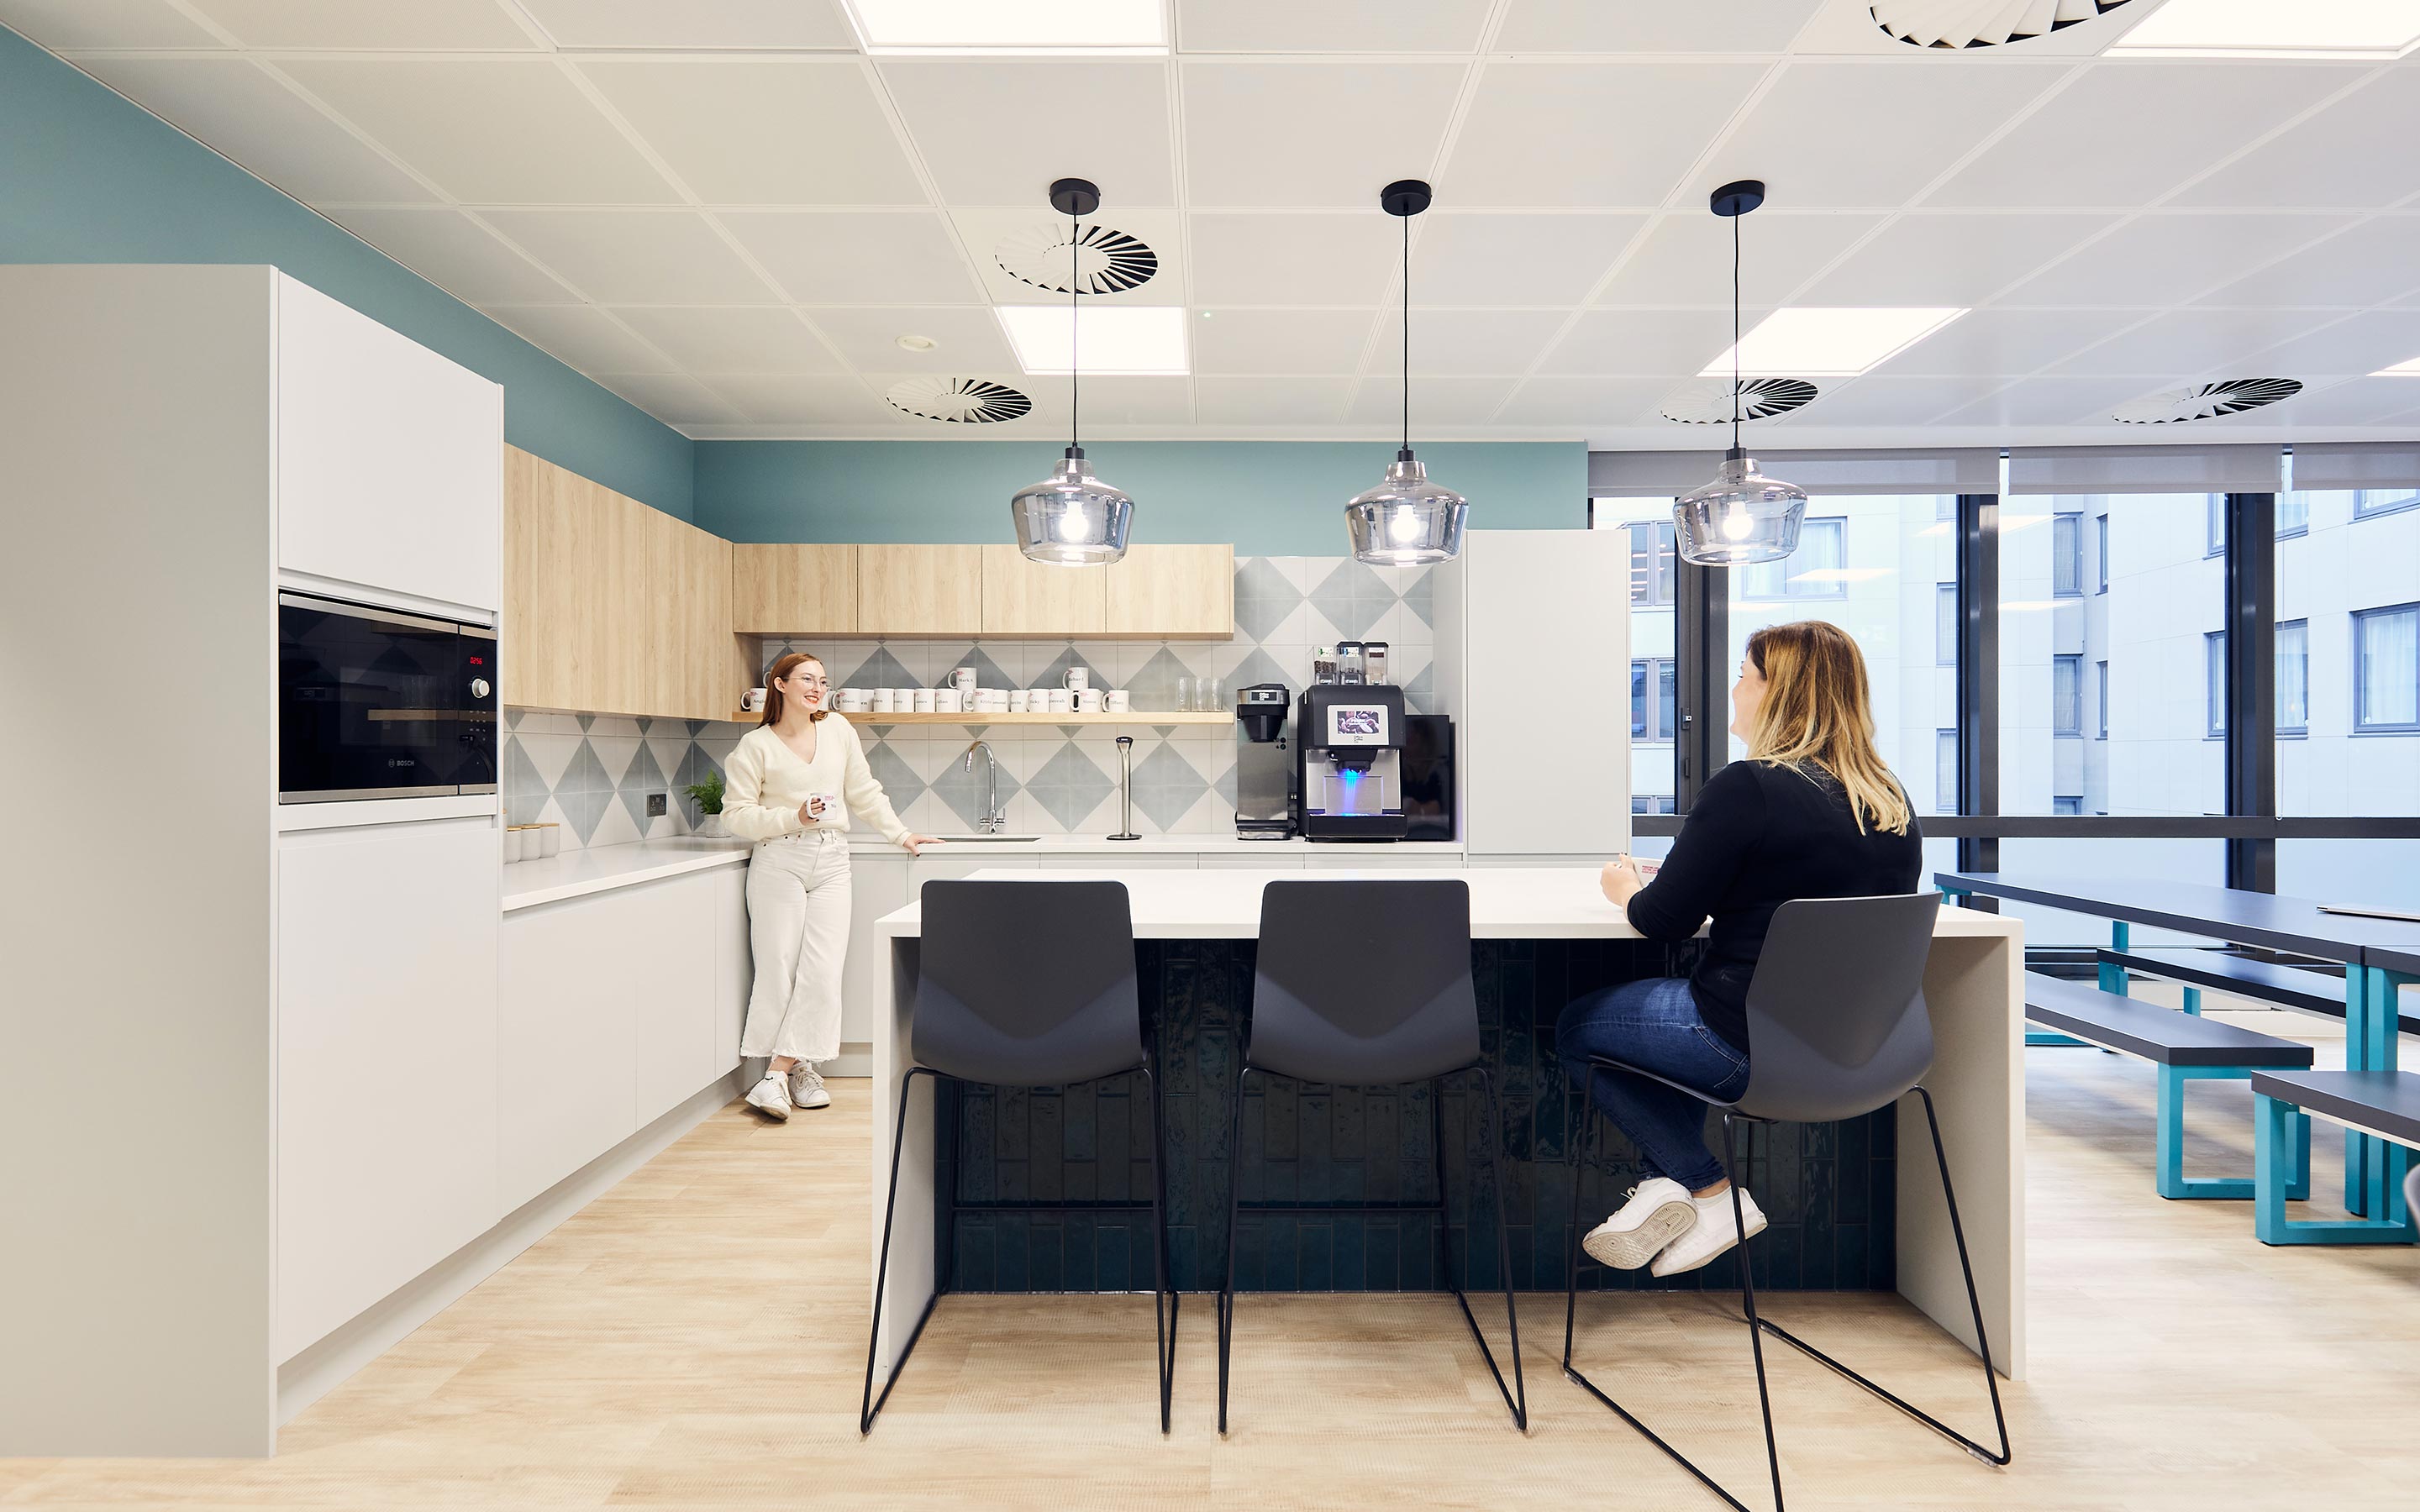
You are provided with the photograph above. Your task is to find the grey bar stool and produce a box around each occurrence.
[1561,893,2009,1511]
[1217,878,1526,1434]
[861,879,1176,1435]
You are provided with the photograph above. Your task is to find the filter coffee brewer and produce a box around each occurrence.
[1295,684,1407,842]
[1233,682,1296,838]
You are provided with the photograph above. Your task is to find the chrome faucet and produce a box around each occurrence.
[962,740,1006,833]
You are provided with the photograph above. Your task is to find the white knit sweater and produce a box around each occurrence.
[720,717,911,845]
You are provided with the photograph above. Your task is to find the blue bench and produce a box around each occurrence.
[2025,971,2313,1201]
[2098,946,2420,1035]
[2250,1070,2420,1245]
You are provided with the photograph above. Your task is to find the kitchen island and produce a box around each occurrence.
[871,867,2027,1380]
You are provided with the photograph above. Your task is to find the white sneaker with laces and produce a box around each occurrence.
[787,1062,830,1110]
[1649,1186,1768,1278]
[1581,1177,1697,1270]
[744,1072,792,1122]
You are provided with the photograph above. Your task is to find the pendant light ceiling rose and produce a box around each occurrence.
[1676,176,1805,568]
[1013,175,1130,566]
[1710,179,1765,218]
[1346,177,1465,566]
[1380,178,1433,218]
[1047,176,1100,217]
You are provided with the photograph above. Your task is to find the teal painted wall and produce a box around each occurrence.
[692,439,1587,554]
[0,27,696,519]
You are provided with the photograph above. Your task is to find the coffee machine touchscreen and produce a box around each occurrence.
[1328,705,1389,744]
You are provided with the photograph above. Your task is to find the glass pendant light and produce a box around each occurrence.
[1674,179,1807,567]
[1012,176,1133,566]
[1346,179,1466,567]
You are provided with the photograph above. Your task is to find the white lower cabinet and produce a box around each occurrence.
[844,853,910,1050]
[1039,853,1200,870]
[276,816,499,1361]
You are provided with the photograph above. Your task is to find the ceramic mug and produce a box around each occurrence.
[1007,690,1030,713]
[1046,688,1072,714]
[1063,667,1090,692]
[936,688,963,713]
[1076,688,1104,713]
[1104,690,1131,713]
[912,688,936,712]
[741,687,767,712]
[871,688,896,712]
[950,667,977,697]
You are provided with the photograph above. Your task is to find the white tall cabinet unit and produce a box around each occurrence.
[0,266,504,1456]
[1432,529,1631,859]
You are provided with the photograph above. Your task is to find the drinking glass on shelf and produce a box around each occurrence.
[1202,677,1223,714]
[1173,675,1197,713]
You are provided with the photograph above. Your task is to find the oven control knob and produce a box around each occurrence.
[470,677,492,700]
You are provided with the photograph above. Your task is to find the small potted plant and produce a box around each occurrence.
[684,769,728,838]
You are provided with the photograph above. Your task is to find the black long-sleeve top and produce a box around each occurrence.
[1625,759,1923,1052]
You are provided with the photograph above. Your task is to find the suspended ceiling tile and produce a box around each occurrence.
[703,374,895,426]
[1192,375,1355,426]
[2198,216,2420,309]
[514,0,856,50]
[1776,374,2003,427]
[1798,213,2121,307]
[2263,377,2420,427]
[1441,60,1765,207]
[187,0,540,50]
[719,210,984,303]
[1698,59,2070,209]
[806,306,1021,373]
[1408,213,1645,306]
[1343,374,1520,428]
[480,209,780,304]
[1180,59,1465,208]
[1495,375,1671,427]
[880,57,1176,208]
[71,54,436,204]
[1927,61,2354,210]
[1176,0,1493,52]
[2173,67,2420,211]
[1029,375,1194,426]
[0,0,223,50]
[1186,212,1400,305]
[578,58,924,206]
[277,58,679,204]
[1383,307,1573,374]
[328,207,576,303]
[1537,307,1764,377]
[483,304,679,372]
[1493,0,1828,52]
[2234,308,2420,378]
[1865,307,2131,376]
[1592,211,1881,307]
[591,372,749,426]
[1996,213,2355,307]
[1189,308,1377,375]
[1929,375,2161,428]
[608,307,844,374]
[2045,308,2342,380]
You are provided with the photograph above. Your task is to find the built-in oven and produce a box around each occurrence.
[278,591,498,802]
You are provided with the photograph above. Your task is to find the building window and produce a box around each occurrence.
[1936,582,1958,667]
[2276,494,2309,538]
[1739,517,1846,599]
[2053,654,2082,735]
[1626,520,1676,606]
[2051,795,2083,816]
[1936,496,1956,521]
[1630,795,1677,816]
[2354,490,2420,521]
[1935,729,1958,814]
[2205,495,2231,557]
[2205,631,2228,737]
[2276,620,2308,736]
[2096,659,2109,738]
[2095,513,2108,593]
[2052,512,2082,597]
[1630,657,1676,743]
[2354,603,2420,732]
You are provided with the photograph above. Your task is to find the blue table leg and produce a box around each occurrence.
[2158,1065,2305,1200]
[2181,985,2202,1017]
[2348,966,2412,1226]
[2259,1089,2413,1245]
[2033,919,2111,1050]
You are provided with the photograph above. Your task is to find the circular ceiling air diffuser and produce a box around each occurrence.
[994,222,1159,295]
[886,376,1033,425]
[1661,377,1819,425]
[1872,0,2136,49]
[2112,378,2302,425]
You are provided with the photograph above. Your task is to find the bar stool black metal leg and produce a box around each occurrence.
[1474,1067,1528,1431]
[1142,1059,1177,1435]
[1723,1114,1787,1512]
[862,1068,943,1436]
[1216,1064,1249,1436]
[1563,1079,1591,1371]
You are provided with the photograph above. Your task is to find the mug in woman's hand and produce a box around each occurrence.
[805,792,839,821]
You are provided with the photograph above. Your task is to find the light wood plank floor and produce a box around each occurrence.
[8,1030,2417,1509]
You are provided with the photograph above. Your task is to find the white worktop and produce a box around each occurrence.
[502,837,752,911]
[843,832,1466,857]
[876,865,2023,942]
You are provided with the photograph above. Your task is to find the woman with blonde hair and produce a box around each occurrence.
[723,651,937,1121]
[1560,619,1920,1277]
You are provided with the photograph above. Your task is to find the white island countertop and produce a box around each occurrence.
[502,837,752,911]
[845,832,1466,857]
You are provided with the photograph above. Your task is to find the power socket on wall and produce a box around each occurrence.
[646,792,667,817]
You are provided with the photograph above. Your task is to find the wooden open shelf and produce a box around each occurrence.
[729,710,1234,727]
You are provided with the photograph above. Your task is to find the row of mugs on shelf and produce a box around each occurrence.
[839,685,1132,715]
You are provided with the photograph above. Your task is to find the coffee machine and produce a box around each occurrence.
[1232,682,1296,838]
[1296,684,1407,842]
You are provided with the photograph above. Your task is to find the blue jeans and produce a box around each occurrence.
[1555,977,1750,1192]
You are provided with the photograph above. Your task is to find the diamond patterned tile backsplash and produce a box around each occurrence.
[502,554,1435,850]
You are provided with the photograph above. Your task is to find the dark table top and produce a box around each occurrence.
[1937,872,2420,974]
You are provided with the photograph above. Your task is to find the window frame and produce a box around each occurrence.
[2352,601,2420,734]
[2205,630,2228,738]
[2053,654,2083,737]
[2354,490,2420,522]
[2095,512,2109,594]
[1626,519,1676,607]
[2096,659,2110,740]
[2275,618,2309,738]
[2205,494,2227,558]
[1737,516,1847,601]
[1630,655,1678,743]
[1935,581,1959,668]
[2052,511,2083,597]
[2275,493,2309,539]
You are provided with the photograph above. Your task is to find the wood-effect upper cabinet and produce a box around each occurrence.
[735,543,858,633]
[980,545,1106,635]
[1105,544,1234,638]
[860,544,983,638]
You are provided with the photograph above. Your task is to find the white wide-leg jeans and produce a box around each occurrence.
[739,830,852,1064]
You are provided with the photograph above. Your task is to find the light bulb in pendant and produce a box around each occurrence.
[1723,506,1754,542]
[1388,506,1423,545]
[1056,503,1089,543]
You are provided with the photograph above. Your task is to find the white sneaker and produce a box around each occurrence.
[787,1062,830,1110]
[744,1072,792,1122]
[1581,1178,1697,1271]
[1649,1187,1769,1278]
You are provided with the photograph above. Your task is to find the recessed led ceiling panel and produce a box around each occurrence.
[1872,0,2137,49]
[1702,308,1970,378]
[997,306,1191,375]
[844,0,1166,55]
[2112,377,2303,423]
[2110,0,2420,58]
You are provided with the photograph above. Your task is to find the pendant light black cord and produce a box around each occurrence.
[1731,208,1743,456]
[1401,208,1411,457]
[1069,207,1080,455]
